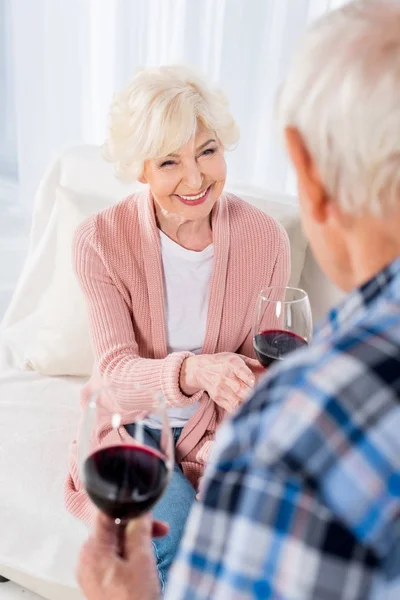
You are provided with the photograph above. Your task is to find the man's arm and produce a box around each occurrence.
[166,383,377,600]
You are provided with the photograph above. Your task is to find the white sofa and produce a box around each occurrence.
[0,145,343,600]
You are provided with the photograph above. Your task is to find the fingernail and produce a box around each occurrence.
[127,520,137,536]
[127,518,146,535]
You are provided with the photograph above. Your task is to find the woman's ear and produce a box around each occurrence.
[137,162,148,184]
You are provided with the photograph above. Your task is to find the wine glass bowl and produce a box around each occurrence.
[253,287,313,367]
[78,385,174,555]
[83,435,170,522]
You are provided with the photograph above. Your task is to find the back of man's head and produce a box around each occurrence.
[278,0,400,217]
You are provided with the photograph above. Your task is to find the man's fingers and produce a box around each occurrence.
[93,511,118,550]
[93,512,167,558]
[152,520,169,538]
[125,514,153,558]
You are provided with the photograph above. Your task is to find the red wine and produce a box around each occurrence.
[84,445,169,520]
[254,329,308,367]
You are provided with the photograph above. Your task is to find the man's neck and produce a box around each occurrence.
[346,217,400,290]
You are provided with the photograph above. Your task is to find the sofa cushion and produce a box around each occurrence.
[23,186,112,375]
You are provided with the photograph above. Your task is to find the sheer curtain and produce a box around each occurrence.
[0,0,17,201]
[5,0,348,212]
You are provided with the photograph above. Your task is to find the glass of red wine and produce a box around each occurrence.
[78,385,174,558]
[253,286,312,367]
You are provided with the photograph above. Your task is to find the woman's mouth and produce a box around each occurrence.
[175,185,212,206]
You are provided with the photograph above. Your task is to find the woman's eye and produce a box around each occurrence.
[160,160,176,168]
[202,148,216,157]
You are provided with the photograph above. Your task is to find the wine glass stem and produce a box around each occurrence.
[117,520,127,559]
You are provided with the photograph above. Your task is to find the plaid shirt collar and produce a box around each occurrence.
[316,255,400,342]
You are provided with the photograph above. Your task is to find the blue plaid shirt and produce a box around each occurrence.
[166,258,400,599]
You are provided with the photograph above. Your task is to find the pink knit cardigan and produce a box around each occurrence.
[65,189,290,523]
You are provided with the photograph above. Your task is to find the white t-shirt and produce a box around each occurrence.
[143,230,214,429]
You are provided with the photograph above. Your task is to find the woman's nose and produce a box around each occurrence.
[182,162,203,190]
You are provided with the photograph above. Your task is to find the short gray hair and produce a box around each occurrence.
[277,0,400,215]
[103,65,239,182]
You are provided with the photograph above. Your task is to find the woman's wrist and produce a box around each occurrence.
[180,355,200,396]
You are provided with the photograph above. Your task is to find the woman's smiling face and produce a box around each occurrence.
[139,122,227,220]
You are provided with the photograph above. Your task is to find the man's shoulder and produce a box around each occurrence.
[229,302,400,466]
[269,297,400,398]
[211,308,400,546]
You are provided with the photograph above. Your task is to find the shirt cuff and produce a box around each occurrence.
[161,351,204,407]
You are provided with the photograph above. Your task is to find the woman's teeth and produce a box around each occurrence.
[177,187,209,201]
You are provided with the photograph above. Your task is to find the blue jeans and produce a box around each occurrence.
[125,424,196,592]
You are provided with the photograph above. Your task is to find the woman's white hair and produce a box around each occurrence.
[104,65,239,181]
[277,0,400,216]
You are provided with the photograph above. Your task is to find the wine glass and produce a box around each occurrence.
[253,286,313,367]
[78,384,174,557]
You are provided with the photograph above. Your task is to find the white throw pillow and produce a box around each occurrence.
[23,186,114,376]
[23,185,307,377]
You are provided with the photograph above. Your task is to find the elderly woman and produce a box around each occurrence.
[66,65,290,588]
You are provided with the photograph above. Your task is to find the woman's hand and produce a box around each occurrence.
[77,513,168,600]
[180,353,255,413]
[246,358,267,385]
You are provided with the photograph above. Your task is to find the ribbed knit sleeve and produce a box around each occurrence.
[73,218,203,411]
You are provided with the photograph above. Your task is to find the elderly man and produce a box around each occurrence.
[77,0,400,598]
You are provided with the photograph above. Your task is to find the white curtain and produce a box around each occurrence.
[0,0,17,182]
[5,0,349,212]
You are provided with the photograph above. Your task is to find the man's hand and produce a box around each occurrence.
[77,512,168,600]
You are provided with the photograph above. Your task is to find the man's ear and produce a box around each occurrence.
[284,126,328,224]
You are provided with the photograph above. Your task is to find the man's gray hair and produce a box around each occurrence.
[277,0,400,215]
